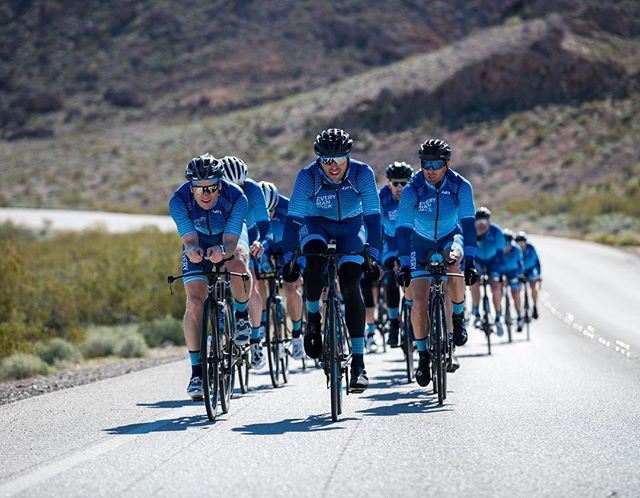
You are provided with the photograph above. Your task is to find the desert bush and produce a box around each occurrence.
[138,315,184,347]
[113,332,148,358]
[82,324,148,359]
[35,338,82,366]
[0,353,51,380]
[81,327,120,358]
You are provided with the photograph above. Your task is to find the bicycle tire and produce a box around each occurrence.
[505,290,513,343]
[328,297,340,422]
[433,297,445,406]
[237,347,249,394]
[401,300,414,383]
[219,301,234,414]
[200,297,219,422]
[524,285,531,341]
[265,299,281,388]
[279,301,290,384]
[482,291,492,355]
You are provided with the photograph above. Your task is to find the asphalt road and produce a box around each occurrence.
[0,218,639,497]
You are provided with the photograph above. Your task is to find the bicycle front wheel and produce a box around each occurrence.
[219,301,235,414]
[504,291,513,343]
[401,300,414,383]
[432,298,446,406]
[266,299,281,388]
[200,298,219,422]
[328,299,342,422]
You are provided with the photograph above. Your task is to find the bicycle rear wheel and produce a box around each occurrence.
[200,298,219,421]
[237,347,249,394]
[279,301,290,384]
[219,301,235,414]
[523,286,531,341]
[265,299,281,388]
[401,300,414,383]
[504,291,513,343]
[482,292,492,355]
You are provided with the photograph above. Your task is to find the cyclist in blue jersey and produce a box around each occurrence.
[220,156,269,370]
[168,154,257,400]
[515,231,541,319]
[471,207,507,336]
[380,161,414,348]
[282,128,382,392]
[397,139,478,387]
[502,228,526,331]
[258,181,305,360]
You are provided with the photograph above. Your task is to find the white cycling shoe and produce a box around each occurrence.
[187,376,203,400]
[291,337,305,360]
[366,335,378,354]
[473,315,482,328]
[250,343,266,369]
[234,318,251,346]
[495,320,505,337]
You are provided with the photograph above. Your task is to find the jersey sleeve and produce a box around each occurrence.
[169,194,196,237]
[224,192,248,237]
[357,165,381,217]
[397,184,418,267]
[457,180,477,259]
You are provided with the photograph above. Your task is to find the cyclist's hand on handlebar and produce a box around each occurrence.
[283,261,301,283]
[398,267,412,287]
[206,245,225,264]
[363,260,381,282]
[186,245,204,263]
[464,258,478,286]
[249,241,264,258]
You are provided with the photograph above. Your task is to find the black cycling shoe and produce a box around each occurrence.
[387,319,400,348]
[532,305,539,320]
[415,353,431,387]
[349,366,369,393]
[303,315,322,359]
[452,312,468,346]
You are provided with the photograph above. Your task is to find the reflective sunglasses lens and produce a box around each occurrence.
[422,161,445,170]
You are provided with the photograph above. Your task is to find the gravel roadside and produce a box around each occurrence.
[0,347,184,406]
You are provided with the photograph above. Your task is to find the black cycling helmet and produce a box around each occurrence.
[184,153,223,182]
[475,206,492,220]
[515,231,528,243]
[418,139,452,162]
[313,128,353,157]
[503,228,514,243]
[385,161,414,180]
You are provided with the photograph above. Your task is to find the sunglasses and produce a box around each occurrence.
[319,156,349,166]
[390,180,408,187]
[421,160,446,171]
[192,183,220,195]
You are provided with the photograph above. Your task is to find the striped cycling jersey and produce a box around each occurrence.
[396,169,477,263]
[476,224,506,263]
[283,158,381,259]
[267,194,289,250]
[504,242,524,274]
[522,243,541,274]
[168,180,247,239]
[380,185,400,238]
[241,177,270,243]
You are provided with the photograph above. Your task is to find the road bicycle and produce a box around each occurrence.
[502,275,513,343]
[168,261,250,421]
[478,272,493,355]
[520,276,532,341]
[399,295,414,383]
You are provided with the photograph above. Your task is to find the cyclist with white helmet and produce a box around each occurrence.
[515,231,541,319]
[502,228,526,331]
[258,181,305,361]
[282,128,382,392]
[397,139,478,387]
[220,155,269,370]
[471,206,507,336]
[168,154,254,400]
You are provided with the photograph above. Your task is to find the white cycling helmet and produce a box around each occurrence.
[259,181,279,211]
[220,156,248,184]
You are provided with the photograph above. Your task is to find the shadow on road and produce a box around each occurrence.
[232,414,356,436]
[137,399,195,409]
[104,414,211,435]
[357,395,451,417]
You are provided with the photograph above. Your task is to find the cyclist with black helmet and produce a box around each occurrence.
[397,139,478,387]
[258,181,305,360]
[515,231,541,319]
[503,228,526,331]
[282,128,382,392]
[169,153,254,399]
[220,156,270,370]
[471,207,507,336]
[380,161,414,348]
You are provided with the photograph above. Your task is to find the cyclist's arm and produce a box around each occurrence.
[495,227,506,271]
[168,193,196,237]
[358,165,382,260]
[221,233,240,255]
[181,232,200,253]
[457,181,477,260]
[396,183,417,268]
[224,191,249,241]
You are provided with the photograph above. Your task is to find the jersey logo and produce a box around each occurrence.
[418,199,435,212]
[388,209,397,221]
[316,194,335,209]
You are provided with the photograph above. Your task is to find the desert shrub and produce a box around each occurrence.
[35,338,82,366]
[0,353,51,380]
[138,315,184,347]
[82,324,148,358]
[113,332,148,358]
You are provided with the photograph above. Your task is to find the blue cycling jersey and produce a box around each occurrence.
[168,180,247,240]
[476,224,505,263]
[266,194,288,253]
[380,185,399,238]
[283,159,381,259]
[522,243,541,275]
[504,242,524,274]
[396,169,477,266]
[242,177,270,244]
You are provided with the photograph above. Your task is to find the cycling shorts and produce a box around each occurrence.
[300,215,365,267]
[410,229,464,280]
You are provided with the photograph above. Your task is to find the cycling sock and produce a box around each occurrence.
[517,311,522,318]
[495,311,502,321]
[416,339,427,352]
[189,351,202,378]
[388,307,399,320]
[306,300,320,314]
[352,337,365,355]
[352,353,364,370]
[405,299,413,309]
[261,309,267,326]
[452,301,464,315]
[234,299,249,315]
[337,292,344,303]
[292,319,302,338]
[251,326,261,341]
[367,323,375,337]
[472,305,479,315]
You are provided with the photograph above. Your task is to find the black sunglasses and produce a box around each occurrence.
[192,184,220,195]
